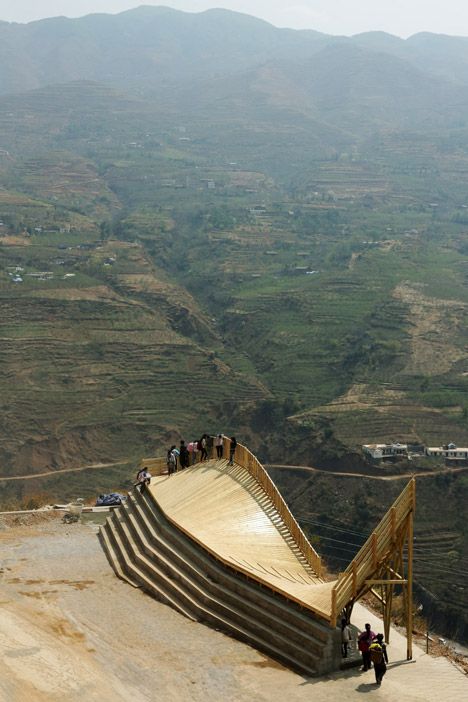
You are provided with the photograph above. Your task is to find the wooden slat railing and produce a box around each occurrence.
[221,436,322,578]
[330,479,415,625]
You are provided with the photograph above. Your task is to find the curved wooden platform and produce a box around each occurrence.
[150,459,334,620]
[101,438,415,673]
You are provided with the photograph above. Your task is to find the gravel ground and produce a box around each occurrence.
[0,516,466,701]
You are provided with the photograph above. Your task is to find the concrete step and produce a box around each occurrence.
[130,490,328,657]
[135,489,339,675]
[111,505,316,676]
[99,520,141,588]
[110,510,198,622]
[123,494,322,670]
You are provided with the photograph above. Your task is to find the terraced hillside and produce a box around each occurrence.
[1,78,468,488]
[1,9,468,643]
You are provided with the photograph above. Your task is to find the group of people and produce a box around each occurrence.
[341,620,389,685]
[166,435,238,475]
[134,435,238,491]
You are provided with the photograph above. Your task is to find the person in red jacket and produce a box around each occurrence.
[358,622,376,671]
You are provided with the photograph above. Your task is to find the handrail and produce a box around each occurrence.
[221,435,323,578]
[331,479,415,624]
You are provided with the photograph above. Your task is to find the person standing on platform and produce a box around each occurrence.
[369,634,388,685]
[167,445,177,475]
[206,434,214,458]
[136,467,152,492]
[228,436,237,465]
[188,441,197,465]
[179,440,189,469]
[215,434,224,459]
[200,434,208,461]
[358,622,376,671]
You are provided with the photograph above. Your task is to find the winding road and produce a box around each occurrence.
[266,463,468,481]
[0,460,127,482]
[1,459,466,483]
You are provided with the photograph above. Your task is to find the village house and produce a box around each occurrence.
[362,442,408,461]
[425,443,468,461]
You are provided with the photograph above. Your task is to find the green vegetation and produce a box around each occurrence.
[0,6,467,642]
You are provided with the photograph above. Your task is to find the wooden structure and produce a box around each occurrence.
[101,437,415,673]
[330,478,416,658]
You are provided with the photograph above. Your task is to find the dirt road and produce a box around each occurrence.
[266,463,468,481]
[0,461,127,482]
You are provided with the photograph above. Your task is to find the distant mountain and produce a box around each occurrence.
[0,6,328,95]
[354,30,468,86]
[2,5,468,99]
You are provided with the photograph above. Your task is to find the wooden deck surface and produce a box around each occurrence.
[150,459,335,619]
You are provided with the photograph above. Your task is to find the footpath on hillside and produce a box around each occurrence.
[0,514,466,702]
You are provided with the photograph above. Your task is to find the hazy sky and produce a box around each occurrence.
[1,1,468,38]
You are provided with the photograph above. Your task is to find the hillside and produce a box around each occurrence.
[0,6,467,646]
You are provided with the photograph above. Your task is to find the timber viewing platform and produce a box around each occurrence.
[100,437,417,676]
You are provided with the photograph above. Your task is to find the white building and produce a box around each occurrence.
[363,443,408,460]
[425,443,468,460]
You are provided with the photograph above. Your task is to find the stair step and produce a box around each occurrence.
[109,510,197,621]
[123,496,321,667]
[99,521,141,589]
[111,507,316,676]
[141,488,332,644]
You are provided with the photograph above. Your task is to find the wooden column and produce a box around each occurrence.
[406,489,415,660]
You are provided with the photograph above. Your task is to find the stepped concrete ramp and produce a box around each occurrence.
[150,459,333,618]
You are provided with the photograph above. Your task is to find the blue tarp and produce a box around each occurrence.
[95,493,126,506]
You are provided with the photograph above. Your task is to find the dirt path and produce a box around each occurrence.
[3,459,465,484]
[0,461,128,482]
[266,463,468,481]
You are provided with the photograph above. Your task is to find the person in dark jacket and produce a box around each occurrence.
[228,436,237,465]
[179,440,189,469]
[370,634,388,684]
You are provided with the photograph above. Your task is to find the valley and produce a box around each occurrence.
[0,6,467,645]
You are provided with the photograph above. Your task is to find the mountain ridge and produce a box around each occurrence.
[2,6,468,97]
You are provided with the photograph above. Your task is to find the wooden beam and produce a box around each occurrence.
[384,583,393,643]
[391,507,396,542]
[407,488,415,660]
[365,579,408,585]
[372,532,378,567]
[383,564,405,580]
[370,587,386,605]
